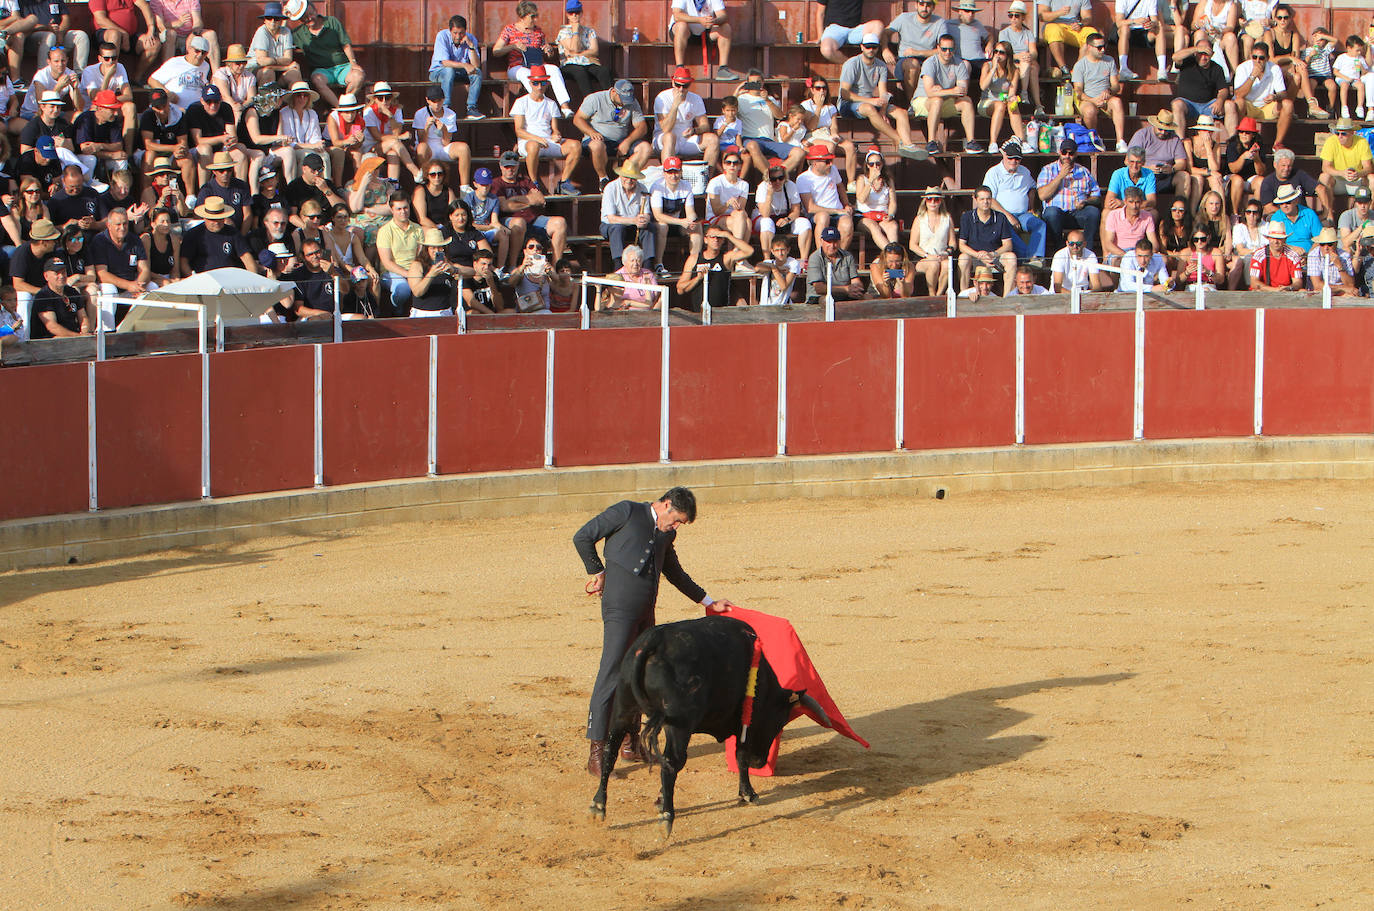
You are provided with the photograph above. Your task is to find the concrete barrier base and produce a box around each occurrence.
[3,436,1371,570]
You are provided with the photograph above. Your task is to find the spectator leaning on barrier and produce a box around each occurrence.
[676,227,752,308]
[670,0,738,82]
[289,0,365,109]
[982,140,1046,264]
[90,207,152,321]
[278,237,340,318]
[760,234,803,306]
[429,14,483,121]
[1306,227,1356,297]
[1052,228,1103,291]
[1038,139,1103,253]
[1118,237,1171,292]
[958,186,1017,295]
[1249,220,1302,290]
[600,161,656,273]
[653,66,720,169]
[807,224,864,302]
[839,33,922,160]
[958,265,999,301]
[574,79,651,189]
[1010,263,1051,295]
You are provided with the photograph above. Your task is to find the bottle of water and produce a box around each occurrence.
[1025,118,1040,150]
[632,26,640,43]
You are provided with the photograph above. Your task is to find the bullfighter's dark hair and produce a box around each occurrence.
[661,487,697,523]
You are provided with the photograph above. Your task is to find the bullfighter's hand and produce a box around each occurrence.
[708,599,736,614]
[585,572,605,595]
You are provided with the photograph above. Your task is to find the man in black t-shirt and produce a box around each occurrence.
[1223,115,1270,213]
[283,153,344,224]
[15,136,64,192]
[197,151,252,230]
[18,91,74,154]
[180,197,257,274]
[29,256,92,339]
[139,89,197,192]
[10,219,63,337]
[817,0,884,65]
[1169,40,1232,140]
[90,207,151,307]
[47,165,106,231]
[461,248,506,314]
[73,90,129,172]
[279,238,342,319]
[184,86,259,188]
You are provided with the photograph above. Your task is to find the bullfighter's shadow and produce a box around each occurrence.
[647,673,1134,837]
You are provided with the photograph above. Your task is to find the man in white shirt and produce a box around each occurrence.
[1051,229,1103,290]
[1115,238,1170,292]
[1232,41,1294,149]
[796,144,852,251]
[653,66,720,168]
[512,65,581,196]
[80,40,137,136]
[1009,264,1051,294]
[670,0,739,81]
[148,34,211,124]
[21,46,82,118]
[650,156,703,267]
[412,84,473,186]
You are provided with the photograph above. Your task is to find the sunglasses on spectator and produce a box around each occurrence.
[1067,240,1083,247]
[23,188,40,194]
[304,248,322,256]
[526,243,543,250]
[1275,14,1289,20]
[100,54,117,61]
[938,44,955,52]
[1192,235,1209,243]
[993,50,1007,56]
[1252,54,1267,60]
[724,158,742,165]
[306,212,322,219]
[1245,208,1261,214]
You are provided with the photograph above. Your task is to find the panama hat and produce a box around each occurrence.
[206,151,236,170]
[1314,226,1338,245]
[283,0,308,20]
[614,162,645,180]
[287,80,321,104]
[954,0,982,11]
[194,197,235,219]
[973,266,997,281]
[1146,110,1175,130]
[336,92,363,111]
[421,227,448,247]
[1273,184,1303,205]
[1261,221,1288,239]
[1191,115,1218,131]
[370,81,393,96]
[149,156,178,175]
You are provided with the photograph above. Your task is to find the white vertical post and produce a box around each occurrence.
[1253,308,1265,436]
[456,277,467,333]
[1194,248,1206,310]
[215,313,224,352]
[1322,270,1333,309]
[659,295,671,463]
[1135,280,1144,313]
[333,279,342,343]
[946,252,956,317]
[660,284,669,329]
[894,319,905,450]
[95,289,106,361]
[701,269,711,325]
[1133,305,1145,440]
[1015,313,1025,444]
[544,328,556,468]
[197,308,206,355]
[825,261,834,320]
[87,361,97,511]
[1070,278,1081,314]
[579,277,590,329]
[200,351,210,499]
[313,344,324,487]
[427,334,438,477]
[776,322,788,455]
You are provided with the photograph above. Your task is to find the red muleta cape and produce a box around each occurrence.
[706,605,868,777]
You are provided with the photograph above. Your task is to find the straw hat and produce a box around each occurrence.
[224,43,248,63]
[287,80,321,104]
[1191,115,1218,131]
[922,185,943,197]
[29,218,60,241]
[1273,184,1303,205]
[149,156,178,175]
[1261,221,1288,239]
[1333,116,1356,132]
[614,161,645,180]
[1146,110,1175,130]
[267,242,294,259]
[194,197,235,219]
[206,151,236,170]
[1313,226,1338,245]
[336,92,363,111]
[973,266,996,281]
[421,227,448,247]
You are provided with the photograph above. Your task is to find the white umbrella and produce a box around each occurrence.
[119,268,296,331]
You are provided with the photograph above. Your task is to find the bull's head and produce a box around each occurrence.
[738,660,831,768]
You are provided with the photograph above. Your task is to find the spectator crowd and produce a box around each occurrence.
[3,0,1374,340]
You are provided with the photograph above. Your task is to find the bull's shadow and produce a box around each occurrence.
[671,672,1135,828]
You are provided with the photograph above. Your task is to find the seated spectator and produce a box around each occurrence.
[653,67,720,168]
[186,86,262,190]
[600,161,656,272]
[737,70,805,177]
[1270,183,1322,253]
[1250,220,1302,289]
[211,43,256,121]
[48,165,104,232]
[548,255,580,313]
[402,228,458,318]
[90,207,151,326]
[1338,187,1374,255]
[2,178,51,256]
[1102,187,1158,266]
[289,0,364,108]
[1307,227,1356,296]
[150,0,219,67]
[411,85,473,189]
[376,191,423,314]
[508,236,553,312]
[1192,0,1241,72]
[754,158,811,265]
[252,164,288,226]
[807,225,864,302]
[89,0,161,84]
[958,187,1017,294]
[796,144,851,253]
[248,2,303,88]
[839,34,922,159]
[491,149,569,269]
[676,227,752,309]
[1072,34,1128,152]
[1157,197,1192,267]
[72,90,127,178]
[1119,238,1172,292]
[869,241,917,298]
[759,235,803,306]
[600,243,659,310]
[285,151,343,222]
[573,79,651,189]
[321,201,379,313]
[1040,0,1099,80]
[491,0,575,118]
[951,0,991,85]
[1227,198,1265,287]
[706,146,753,247]
[348,157,395,249]
[1260,147,1327,217]
[957,265,999,301]
[59,224,100,316]
[908,187,951,295]
[197,151,252,231]
[1194,189,1230,263]
[16,135,63,194]
[1171,228,1222,288]
[650,156,703,266]
[983,140,1047,264]
[9,218,61,337]
[1170,38,1233,137]
[912,34,979,154]
[80,42,136,129]
[362,82,421,184]
[148,35,211,126]
[799,77,859,191]
[774,105,809,160]
[670,0,739,81]
[413,162,454,229]
[268,238,334,319]
[461,167,509,269]
[1009,263,1050,295]
[325,92,366,176]
[21,47,82,120]
[888,0,952,96]
[1318,117,1374,203]
[441,202,491,276]
[1038,139,1103,252]
[181,197,255,273]
[139,156,188,216]
[1232,41,1294,151]
[999,1,1042,112]
[1125,111,1189,203]
[462,248,506,314]
[11,0,90,73]
[278,81,331,183]
[712,96,744,167]
[141,207,181,284]
[1112,0,1172,81]
[1182,116,1224,211]
[816,0,885,67]
[429,15,483,121]
[513,65,581,195]
[980,41,1025,153]
[29,255,91,338]
[250,206,293,259]
[139,89,196,193]
[1051,228,1103,291]
[557,1,611,99]
[1303,27,1338,117]
[19,90,74,161]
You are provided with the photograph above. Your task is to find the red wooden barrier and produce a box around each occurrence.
[903,316,1016,450]
[1143,309,1256,440]
[209,346,315,497]
[668,324,778,462]
[0,363,88,521]
[435,332,547,474]
[785,319,897,456]
[552,326,661,467]
[1263,309,1374,436]
[95,354,202,510]
[322,337,430,485]
[1023,312,1134,445]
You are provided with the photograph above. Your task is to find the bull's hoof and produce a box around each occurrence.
[739,789,759,805]
[589,800,605,820]
[659,811,674,839]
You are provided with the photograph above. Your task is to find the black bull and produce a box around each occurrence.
[588,615,830,837]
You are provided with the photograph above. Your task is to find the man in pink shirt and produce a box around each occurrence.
[1101,186,1157,266]
[149,0,221,69]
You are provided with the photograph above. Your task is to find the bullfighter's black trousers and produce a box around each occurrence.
[586,570,658,742]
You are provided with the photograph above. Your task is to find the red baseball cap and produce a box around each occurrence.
[766,157,784,170]
[663,156,682,171]
[671,66,693,85]
[93,89,121,110]
[805,144,834,161]
[528,64,550,83]
[1236,116,1259,133]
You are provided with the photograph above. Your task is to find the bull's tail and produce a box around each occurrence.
[630,627,667,766]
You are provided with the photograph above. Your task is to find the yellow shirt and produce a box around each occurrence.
[376,219,423,268]
[1320,135,1372,173]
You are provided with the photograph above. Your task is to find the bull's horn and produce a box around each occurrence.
[798,693,831,728]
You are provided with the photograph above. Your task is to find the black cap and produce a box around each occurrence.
[1058,139,1077,154]
[42,255,68,272]
[425,84,445,101]
[302,152,325,170]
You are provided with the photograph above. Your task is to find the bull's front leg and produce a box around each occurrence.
[658,727,689,838]
[730,741,763,807]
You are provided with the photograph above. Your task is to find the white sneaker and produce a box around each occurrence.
[1115,139,1128,152]
[1342,106,1351,118]
[1360,106,1368,119]
[988,141,999,154]
[1119,65,1138,80]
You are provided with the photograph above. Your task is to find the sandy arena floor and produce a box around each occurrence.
[1,479,1371,909]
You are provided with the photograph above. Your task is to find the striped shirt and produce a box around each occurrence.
[1036,161,1100,211]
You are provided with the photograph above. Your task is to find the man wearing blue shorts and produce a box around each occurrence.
[1169,38,1233,141]
[816,0,886,65]
[429,14,484,120]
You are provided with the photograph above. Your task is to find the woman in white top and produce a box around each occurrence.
[855,149,898,249]
[799,77,858,190]
[1191,0,1240,73]
[705,149,752,244]
[278,82,328,182]
[1240,0,1279,61]
[907,187,951,295]
[1227,198,1265,288]
[211,44,256,123]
